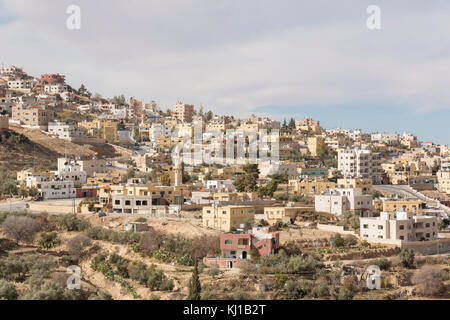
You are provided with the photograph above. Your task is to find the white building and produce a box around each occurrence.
[8,79,33,90]
[48,121,75,140]
[56,161,87,184]
[360,211,438,244]
[44,84,68,94]
[371,133,399,144]
[315,188,373,216]
[338,148,382,184]
[204,180,236,192]
[36,180,76,200]
[151,123,172,142]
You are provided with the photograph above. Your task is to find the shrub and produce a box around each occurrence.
[336,287,354,300]
[412,265,444,296]
[135,217,147,223]
[330,233,345,248]
[129,262,149,285]
[147,266,174,292]
[89,290,113,300]
[206,265,220,277]
[0,279,18,300]
[67,235,92,259]
[58,214,90,232]
[372,258,392,271]
[2,215,39,244]
[38,232,61,249]
[285,280,308,300]
[400,248,415,269]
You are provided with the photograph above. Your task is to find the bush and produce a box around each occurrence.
[129,261,149,285]
[336,287,354,300]
[412,265,444,296]
[147,266,174,292]
[400,248,415,269]
[206,265,220,277]
[285,280,308,300]
[38,232,61,249]
[0,279,18,300]
[135,217,147,223]
[89,290,113,300]
[67,235,92,259]
[58,214,90,232]
[372,258,392,271]
[2,215,39,244]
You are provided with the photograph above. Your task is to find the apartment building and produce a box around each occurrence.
[371,133,399,145]
[48,121,75,140]
[288,179,336,197]
[337,148,382,184]
[437,162,450,194]
[151,123,172,142]
[315,188,373,216]
[40,74,65,85]
[12,104,54,129]
[8,79,33,90]
[44,83,68,94]
[202,205,255,232]
[173,102,194,123]
[29,180,76,200]
[360,211,438,244]
[337,178,372,193]
[57,158,107,178]
[111,194,161,214]
[381,199,426,213]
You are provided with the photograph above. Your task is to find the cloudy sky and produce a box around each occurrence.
[1,0,450,143]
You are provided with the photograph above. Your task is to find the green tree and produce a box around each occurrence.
[187,259,201,300]
[0,280,18,300]
[400,248,415,269]
[161,173,171,186]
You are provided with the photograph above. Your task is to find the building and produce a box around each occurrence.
[315,188,373,216]
[202,205,255,232]
[288,179,336,197]
[261,206,307,225]
[381,199,426,213]
[44,83,68,94]
[437,162,450,194]
[173,102,194,123]
[337,178,372,193]
[30,180,76,200]
[57,158,107,178]
[203,227,280,268]
[360,211,438,244]
[48,121,75,140]
[12,104,54,130]
[111,194,161,214]
[40,74,65,85]
[338,148,382,184]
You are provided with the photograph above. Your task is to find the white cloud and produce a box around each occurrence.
[1,0,450,116]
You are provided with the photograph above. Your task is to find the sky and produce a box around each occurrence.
[1,1,450,144]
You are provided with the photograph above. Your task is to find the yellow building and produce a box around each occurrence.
[337,178,372,192]
[262,206,307,225]
[382,199,426,212]
[288,179,336,197]
[202,205,255,231]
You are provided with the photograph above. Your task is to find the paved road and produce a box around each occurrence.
[0,201,28,212]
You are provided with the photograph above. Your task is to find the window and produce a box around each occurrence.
[225,240,232,245]
[363,224,368,229]
[125,200,131,206]
[400,236,404,240]
[115,200,120,205]
[399,225,404,230]
[426,223,430,228]
[378,225,383,230]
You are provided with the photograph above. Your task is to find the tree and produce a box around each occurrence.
[187,259,201,300]
[1,216,38,244]
[438,218,450,231]
[399,248,415,269]
[140,228,166,254]
[412,265,444,296]
[38,232,61,249]
[160,173,171,186]
[0,280,18,300]
[67,235,92,259]
[288,118,296,132]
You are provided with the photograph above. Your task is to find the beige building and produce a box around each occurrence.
[12,105,54,130]
[360,211,438,244]
[173,102,194,123]
[262,206,305,225]
[437,162,450,194]
[337,178,372,192]
[202,205,255,232]
[315,188,373,216]
[382,199,426,213]
[288,179,336,197]
[338,148,382,183]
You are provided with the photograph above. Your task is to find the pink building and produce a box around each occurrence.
[204,228,280,268]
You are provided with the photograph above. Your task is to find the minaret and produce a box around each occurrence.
[174,163,182,187]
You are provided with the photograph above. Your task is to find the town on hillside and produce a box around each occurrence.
[0,64,449,301]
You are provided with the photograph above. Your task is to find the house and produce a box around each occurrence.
[203,227,280,268]
[48,121,75,140]
[360,211,438,244]
[338,148,382,184]
[202,205,255,232]
[315,188,373,216]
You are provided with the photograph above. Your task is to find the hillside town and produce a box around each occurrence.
[0,64,449,301]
